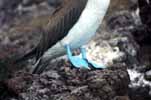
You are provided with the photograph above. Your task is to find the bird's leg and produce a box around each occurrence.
[80,47,87,59]
[66,45,73,59]
[65,45,90,69]
[80,47,106,69]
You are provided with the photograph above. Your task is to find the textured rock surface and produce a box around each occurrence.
[2,62,129,100]
[0,0,151,100]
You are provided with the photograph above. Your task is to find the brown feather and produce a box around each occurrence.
[15,0,88,62]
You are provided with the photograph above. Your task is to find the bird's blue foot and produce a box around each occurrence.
[65,45,90,69]
[80,47,106,69]
[65,45,106,69]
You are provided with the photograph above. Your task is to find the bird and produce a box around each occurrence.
[15,0,110,74]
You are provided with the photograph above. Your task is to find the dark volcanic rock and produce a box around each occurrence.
[129,86,151,100]
[2,61,130,100]
[22,0,44,6]
[105,2,151,99]
[138,0,151,28]
[0,0,21,10]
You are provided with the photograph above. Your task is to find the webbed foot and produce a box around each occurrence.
[65,45,90,69]
[65,45,106,69]
[80,47,106,69]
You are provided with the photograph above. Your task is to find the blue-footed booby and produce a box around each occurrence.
[16,0,110,74]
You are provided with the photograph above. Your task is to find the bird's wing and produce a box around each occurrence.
[15,0,88,62]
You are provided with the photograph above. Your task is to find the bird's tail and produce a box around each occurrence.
[31,41,66,74]
[31,57,50,74]
[14,47,37,64]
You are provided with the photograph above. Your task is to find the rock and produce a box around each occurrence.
[1,61,130,100]
[0,0,149,100]
[145,70,151,81]
[0,0,21,10]
[4,72,33,95]
[129,86,151,100]
[0,60,8,81]
[138,0,151,28]
[114,96,130,100]
[105,0,137,21]
[22,0,44,6]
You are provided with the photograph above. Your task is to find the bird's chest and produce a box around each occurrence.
[62,12,101,48]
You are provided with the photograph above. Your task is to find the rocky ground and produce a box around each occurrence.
[0,0,151,100]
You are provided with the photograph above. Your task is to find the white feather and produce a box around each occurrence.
[62,0,110,48]
[43,0,110,58]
